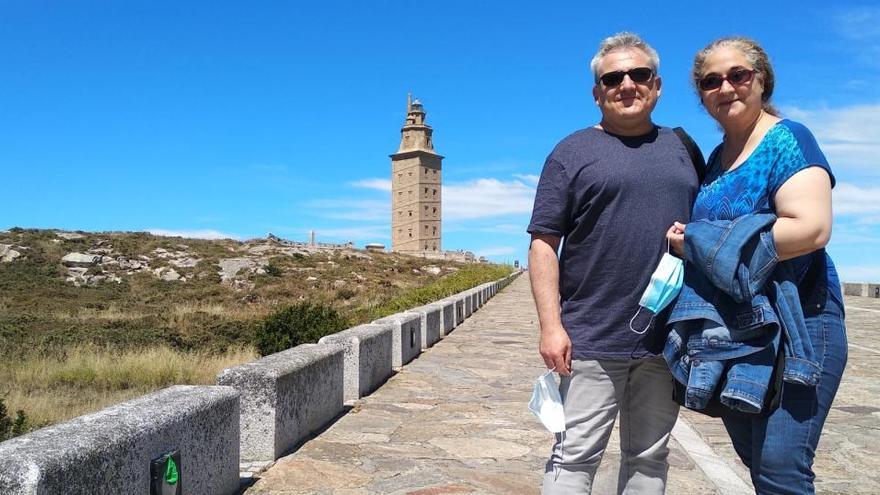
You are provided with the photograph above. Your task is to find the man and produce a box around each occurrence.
[528,32,701,494]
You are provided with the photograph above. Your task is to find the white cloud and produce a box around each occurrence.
[833,183,880,215]
[147,229,239,240]
[476,246,517,257]
[833,7,880,68]
[307,199,390,222]
[513,174,540,186]
[835,7,880,40]
[311,226,390,243]
[443,177,536,220]
[784,104,880,174]
[351,178,392,192]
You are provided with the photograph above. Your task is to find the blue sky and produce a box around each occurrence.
[2,1,879,281]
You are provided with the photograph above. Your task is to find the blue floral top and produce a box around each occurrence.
[692,119,836,280]
[692,119,835,222]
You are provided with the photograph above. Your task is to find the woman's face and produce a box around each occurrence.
[698,46,765,130]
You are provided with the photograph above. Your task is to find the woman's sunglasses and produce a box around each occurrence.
[598,67,654,87]
[698,68,758,91]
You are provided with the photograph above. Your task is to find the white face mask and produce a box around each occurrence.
[528,369,566,433]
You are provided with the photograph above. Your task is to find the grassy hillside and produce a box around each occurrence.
[0,228,512,430]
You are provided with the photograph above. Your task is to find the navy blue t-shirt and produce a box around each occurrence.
[528,126,699,359]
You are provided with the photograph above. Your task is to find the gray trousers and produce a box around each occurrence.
[542,357,679,495]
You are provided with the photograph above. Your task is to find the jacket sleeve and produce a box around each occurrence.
[683,213,779,303]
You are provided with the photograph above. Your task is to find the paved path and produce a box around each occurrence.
[245,276,879,494]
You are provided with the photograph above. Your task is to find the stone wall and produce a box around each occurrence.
[0,386,240,495]
[0,271,523,489]
[843,282,880,298]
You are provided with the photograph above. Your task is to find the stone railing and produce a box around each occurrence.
[843,282,880,298]
[0,271,522,494]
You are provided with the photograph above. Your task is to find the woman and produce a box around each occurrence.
[666,37,847,494]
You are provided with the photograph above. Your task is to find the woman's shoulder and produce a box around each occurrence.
[770,120,823,154]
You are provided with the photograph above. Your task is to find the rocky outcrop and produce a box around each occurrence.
[218,258,267,284]
[0,244,22,262]
[61,253,100,267]
[154,267,185,282]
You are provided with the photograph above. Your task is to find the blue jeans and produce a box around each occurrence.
[720,278,847,494]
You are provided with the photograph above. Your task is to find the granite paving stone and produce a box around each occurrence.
[246,277,880,494]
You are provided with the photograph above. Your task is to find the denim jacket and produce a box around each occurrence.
[663,213,821,413]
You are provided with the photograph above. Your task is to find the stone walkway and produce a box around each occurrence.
[245,276,880,494]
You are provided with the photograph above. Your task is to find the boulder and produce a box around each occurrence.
[56,232,84,240]
[170,257,199,268]
[154,267,184,282]
[0,244,21,262]
[422,265,442,275]
[61,252,100,267]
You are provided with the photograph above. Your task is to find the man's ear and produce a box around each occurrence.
[592,84,601,105]
[655,76,662,97]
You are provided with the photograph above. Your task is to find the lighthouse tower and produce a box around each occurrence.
[390,94,443,252]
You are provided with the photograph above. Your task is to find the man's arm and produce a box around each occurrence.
[528,233,572,375]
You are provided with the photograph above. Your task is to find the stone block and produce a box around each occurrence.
[374,312,422,368]
[217,343,345,462]
[844,282,868,296]
[470,289,480,311]
[0,385,239,495]
[461,291,474,317]
[406,304,442,349]
[319,324,394,402]
[452,296,466,325]
[433,299,456,335]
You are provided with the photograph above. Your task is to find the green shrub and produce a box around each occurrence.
[367,264,513,320]
[0,398,31,440]
[254,302,349,356]
[264,263,283,277]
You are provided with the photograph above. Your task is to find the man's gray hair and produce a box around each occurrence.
[590,32,660,82]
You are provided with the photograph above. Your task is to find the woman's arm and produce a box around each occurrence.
[772,167,833,261]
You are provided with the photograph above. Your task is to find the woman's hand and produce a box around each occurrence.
[666,222,687,257]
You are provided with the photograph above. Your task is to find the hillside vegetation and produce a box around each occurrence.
[0,228,512,430]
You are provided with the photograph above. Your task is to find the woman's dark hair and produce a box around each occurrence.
[692,36,779,116]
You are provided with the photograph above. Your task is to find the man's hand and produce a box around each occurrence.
[666,222,686,257]
[540,324,572,376]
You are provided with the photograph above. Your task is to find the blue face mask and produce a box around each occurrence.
[629,250,684,335]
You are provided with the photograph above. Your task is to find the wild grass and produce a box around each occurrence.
[0,228,515,432]
[0,345,257,427]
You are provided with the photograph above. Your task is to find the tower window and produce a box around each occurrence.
[432,226,437,234]
[432,207,437,214]
[424,187,428,194]
[432,189,437,196]
[408,210,412,216]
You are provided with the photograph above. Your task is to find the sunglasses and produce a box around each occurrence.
[697,68,757,91]
[598,67,654,87]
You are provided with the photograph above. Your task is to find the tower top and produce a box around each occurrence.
[395,94,438,154]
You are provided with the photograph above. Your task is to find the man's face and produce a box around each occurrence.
[592,48,661,129]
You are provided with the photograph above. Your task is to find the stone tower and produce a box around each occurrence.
[390,94,443,252]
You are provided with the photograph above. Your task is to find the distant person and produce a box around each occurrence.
[527,32,703,494]
[665,36,847,494]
